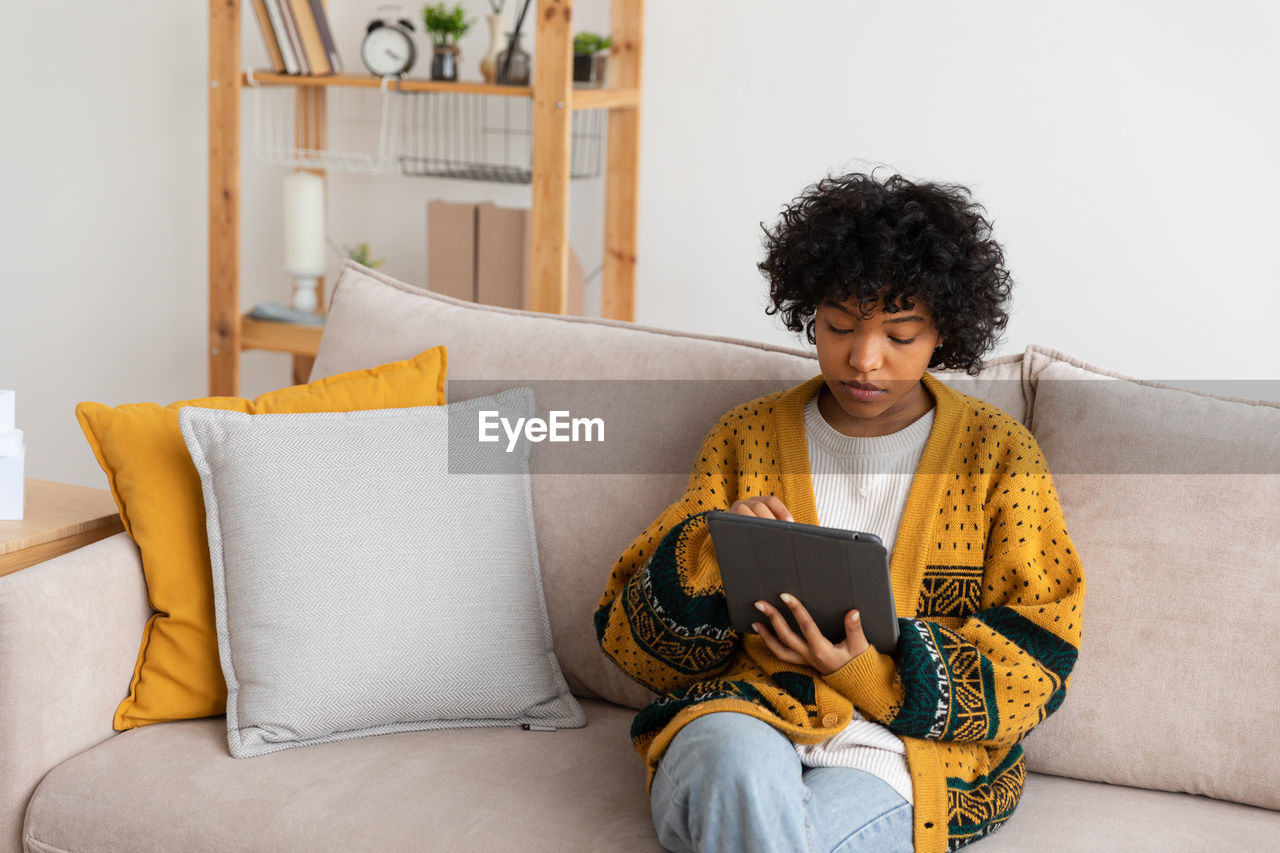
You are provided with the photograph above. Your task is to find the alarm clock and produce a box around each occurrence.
[361,7,417,77]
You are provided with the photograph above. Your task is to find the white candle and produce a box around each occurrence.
[283,172,326,275]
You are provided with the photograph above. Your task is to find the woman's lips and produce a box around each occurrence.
[842,381,886,402]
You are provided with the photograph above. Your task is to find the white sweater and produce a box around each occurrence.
[791,393,936,803]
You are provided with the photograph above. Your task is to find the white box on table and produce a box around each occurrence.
[0,390,25,520]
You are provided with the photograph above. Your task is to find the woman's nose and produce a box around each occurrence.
[848,338,882,373]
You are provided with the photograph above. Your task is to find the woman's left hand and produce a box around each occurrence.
[752,593,870,676]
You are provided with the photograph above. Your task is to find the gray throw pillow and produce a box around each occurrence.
[179,388,585,758]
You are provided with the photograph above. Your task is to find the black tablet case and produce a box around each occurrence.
[706,511,900,654]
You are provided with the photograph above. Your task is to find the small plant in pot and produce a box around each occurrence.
[422,2,473,81]
[344,242,384,270]
[572,32,612,88]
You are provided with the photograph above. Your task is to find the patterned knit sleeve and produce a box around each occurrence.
[593,416,742,696]
[824,431,1085,749]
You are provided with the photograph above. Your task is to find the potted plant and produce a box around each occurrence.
[422,2,473,81]
[345,242,385,270]
[572,32,612,88]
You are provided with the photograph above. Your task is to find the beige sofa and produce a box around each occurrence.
[6,262,1280,852]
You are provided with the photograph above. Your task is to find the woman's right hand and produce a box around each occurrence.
[727,495,794,522]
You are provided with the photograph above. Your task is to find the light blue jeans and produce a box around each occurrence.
[649,712,914,853]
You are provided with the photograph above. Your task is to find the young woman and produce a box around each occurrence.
[594,172,1084,853]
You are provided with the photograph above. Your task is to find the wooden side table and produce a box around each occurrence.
[0,479,125,578]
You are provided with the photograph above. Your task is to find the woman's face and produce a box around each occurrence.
[813,295,942,437]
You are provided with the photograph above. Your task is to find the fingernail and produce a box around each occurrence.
[780,593,795,604]
[751,622,763,633]
[850,610,861,621]
[755,601,767,612]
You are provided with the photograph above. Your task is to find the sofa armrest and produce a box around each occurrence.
[0,533,149,853]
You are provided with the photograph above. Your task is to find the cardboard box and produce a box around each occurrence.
[427,200,585,314]
[424,200,476,303]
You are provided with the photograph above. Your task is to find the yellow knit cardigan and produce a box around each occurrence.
[594,373,1085,853]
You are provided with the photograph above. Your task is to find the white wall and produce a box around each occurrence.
[1,1,1277,489]
[637,0,1280,382]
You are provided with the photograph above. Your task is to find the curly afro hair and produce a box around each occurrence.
[759,171,1012,375]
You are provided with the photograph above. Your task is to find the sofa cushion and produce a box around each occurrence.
[179,390,584,758]
[1019,345,1280,810]
[311,264,821,711]
[74,347,448,730]
[24,702,1280,852]
[310,263,1027,711]
[974,773,1280,852]
[936,358,1027,425]
[24,701,659,853]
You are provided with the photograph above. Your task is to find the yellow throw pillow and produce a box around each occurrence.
[76,346,448,730]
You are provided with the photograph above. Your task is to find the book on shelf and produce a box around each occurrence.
[308,0,344,74]
[248,303,326,327]
[278,0,311,74]
[261,0,300,74]
[284,0,332,75]
[248,0,286,73]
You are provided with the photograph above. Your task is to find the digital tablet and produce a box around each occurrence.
[706,510,899,654]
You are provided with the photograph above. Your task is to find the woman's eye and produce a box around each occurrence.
[826,323,916,345]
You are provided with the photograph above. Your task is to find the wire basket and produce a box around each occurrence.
[398,92,605,183]
[246,76,404,174]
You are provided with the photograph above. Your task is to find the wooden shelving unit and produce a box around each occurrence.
[209,0,644,396]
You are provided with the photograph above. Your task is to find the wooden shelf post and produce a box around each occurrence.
[529,0,575,314]
[603,0,643,322]
[209,0,241,396]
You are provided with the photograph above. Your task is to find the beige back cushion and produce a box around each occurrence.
[312,263,1025,710]
[1019,345,1280,810]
